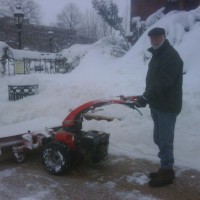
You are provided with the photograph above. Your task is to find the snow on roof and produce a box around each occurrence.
[0,41,64,60]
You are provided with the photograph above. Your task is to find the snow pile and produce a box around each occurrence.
[8,74,39,86]
[62,44,92,63]
[0,7,200,172]
[146,7,165,27]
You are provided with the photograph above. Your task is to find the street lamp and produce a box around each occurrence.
[14,5,24,49]
[48,28,54,53]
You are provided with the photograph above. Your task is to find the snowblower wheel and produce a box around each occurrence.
[15,152,26,163]
[42,142,71,175]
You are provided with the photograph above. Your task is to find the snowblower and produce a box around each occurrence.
[10,96,141,175]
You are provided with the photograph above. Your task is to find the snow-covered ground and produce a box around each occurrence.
[1,6,200,176]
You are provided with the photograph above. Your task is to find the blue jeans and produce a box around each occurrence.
[151,108,177,169]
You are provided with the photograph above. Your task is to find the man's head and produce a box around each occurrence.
[148,27,166,49]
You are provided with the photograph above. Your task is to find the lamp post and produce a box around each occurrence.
[48,28,54,53]
[14,6,24,49]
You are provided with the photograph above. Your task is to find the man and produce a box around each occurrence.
[135,27,183,187]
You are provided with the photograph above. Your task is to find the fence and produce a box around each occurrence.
[8,84,39,101]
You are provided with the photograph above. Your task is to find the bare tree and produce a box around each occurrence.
[78,8,115,41]
[56,3,82,31]
[78,9,98,40]
[0,0,40,24]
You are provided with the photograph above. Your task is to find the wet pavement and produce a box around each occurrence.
[0,149,200,200]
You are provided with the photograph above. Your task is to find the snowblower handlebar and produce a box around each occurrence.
[119,95,139,102]
[62,97,142,130]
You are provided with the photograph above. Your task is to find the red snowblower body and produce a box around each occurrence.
[12,96,140,175]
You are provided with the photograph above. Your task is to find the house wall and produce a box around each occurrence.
[131,0,165,20]
[131,0,200,20]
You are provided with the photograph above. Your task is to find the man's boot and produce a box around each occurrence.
[149,168,175,179]
[149,169,161,179]
[149,168,175,187]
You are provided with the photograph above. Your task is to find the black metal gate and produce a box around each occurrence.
[8,85,39,101]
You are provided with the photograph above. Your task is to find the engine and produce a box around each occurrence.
[75,130,110,163]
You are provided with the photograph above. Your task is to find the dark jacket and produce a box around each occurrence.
[144,39,183,114]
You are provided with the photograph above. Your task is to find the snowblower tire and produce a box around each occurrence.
[15,152,26,163]
[42,142,71,175]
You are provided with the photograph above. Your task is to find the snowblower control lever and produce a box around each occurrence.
[119,95,142,116]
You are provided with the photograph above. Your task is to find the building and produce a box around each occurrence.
[131,0,200,20]
[0,17,96,52]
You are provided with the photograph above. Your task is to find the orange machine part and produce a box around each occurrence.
[55,131,76,151]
